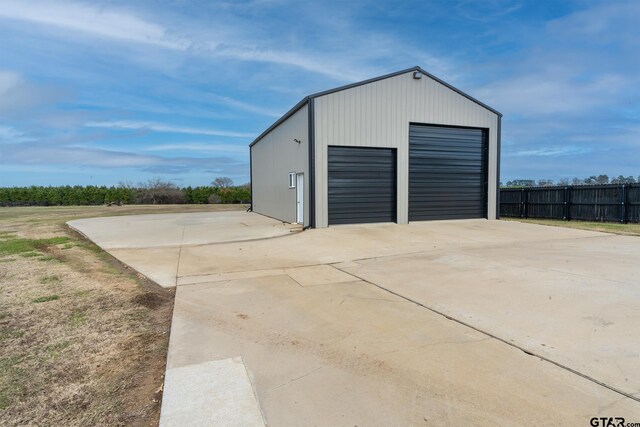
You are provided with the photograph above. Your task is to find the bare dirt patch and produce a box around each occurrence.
[0,204,245,426]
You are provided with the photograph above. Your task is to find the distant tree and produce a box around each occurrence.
[572,177,584,185]
[136,178,184,204]
[212,177,233,188]
[557,178,570,186]
[583,176,596,184]
[189,186,216,204]
[611,175,636,184]
[208,193,222,204]
[595,174,609,185]
[537,179,554,187]
[505,179,536,187]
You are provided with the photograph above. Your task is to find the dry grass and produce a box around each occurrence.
[0,204,246,426]
[502,217,640,236]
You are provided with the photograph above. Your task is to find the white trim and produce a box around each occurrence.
[296,173,304,224]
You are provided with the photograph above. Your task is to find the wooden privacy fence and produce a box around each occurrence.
[500,184,640,223]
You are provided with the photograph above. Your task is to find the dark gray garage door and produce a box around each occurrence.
[409,124,487,221]
[328,146,396,225]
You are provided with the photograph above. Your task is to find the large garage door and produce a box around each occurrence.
[328,146,396,225]
[409,124,487,221]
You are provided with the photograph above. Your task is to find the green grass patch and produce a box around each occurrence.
[40,275,60,284]
[0,258,15,262]
[20,251,40,258]
[0,231,17,239]
[44,341,70,360]
[68,309,86,327]
[0,355,26,409]
[0,237,70,256]
[32,295,59,304]
[0,328,24,342]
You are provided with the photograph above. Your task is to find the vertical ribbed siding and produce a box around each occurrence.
[251,104,309,225]
[313,71,499,228]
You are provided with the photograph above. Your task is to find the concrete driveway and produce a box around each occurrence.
[70,213,640,425]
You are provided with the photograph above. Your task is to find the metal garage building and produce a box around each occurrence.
[250,66,502,228]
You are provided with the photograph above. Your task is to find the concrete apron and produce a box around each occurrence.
[163,220,640,425]
[69,213,640,424]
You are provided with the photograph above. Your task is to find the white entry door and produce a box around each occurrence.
[296,173,304,224]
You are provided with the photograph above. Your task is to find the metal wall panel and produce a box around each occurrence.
[328,146,396,225]
[313,71,499,227]
[251,104,309,225]
[409,124,487,220]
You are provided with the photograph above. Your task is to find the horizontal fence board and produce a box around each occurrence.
[500,184,639,223]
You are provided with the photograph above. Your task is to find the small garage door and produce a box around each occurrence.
[328,146,396,225]
[409,124,487,221]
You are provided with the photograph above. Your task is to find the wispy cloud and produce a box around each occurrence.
[508,146,593,157]
[455,0,523,22]
[476,72,630,116]
[0,141,246,175]
[0,69,67,115]
[142,143,247,154]
[0,70,22,94]
[207,94,281,118]
[0,0,423,82]
[85,121,255,138]
[0,0,188,49]
[0,125,33,143]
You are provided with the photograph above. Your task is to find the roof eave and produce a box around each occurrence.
[249,96,309,147]
[413,66,502,117]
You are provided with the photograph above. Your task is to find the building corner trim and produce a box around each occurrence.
[496,115,502,219]
[249,146,253,211]
[308,98,316,228]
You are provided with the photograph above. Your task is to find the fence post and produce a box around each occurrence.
[524,188,529,219]
[567,186,572,221]
[563,187,568,220]
[621,184,627,223]
[520,188,524,218]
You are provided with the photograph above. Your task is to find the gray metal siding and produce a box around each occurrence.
[313,71,499,227]
[409,124,487,220]
[251,104,309,225]
[328,147,396,225]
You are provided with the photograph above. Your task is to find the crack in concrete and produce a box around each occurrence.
[331,264,640,405]
[268,367,323,392]
[174,225,186,287]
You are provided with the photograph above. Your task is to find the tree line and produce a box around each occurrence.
[504,174,639,188]
[0,177,251,207]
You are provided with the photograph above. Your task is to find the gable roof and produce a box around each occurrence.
[249,66,501,147]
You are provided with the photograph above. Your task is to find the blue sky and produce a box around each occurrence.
[0,0,638,187]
